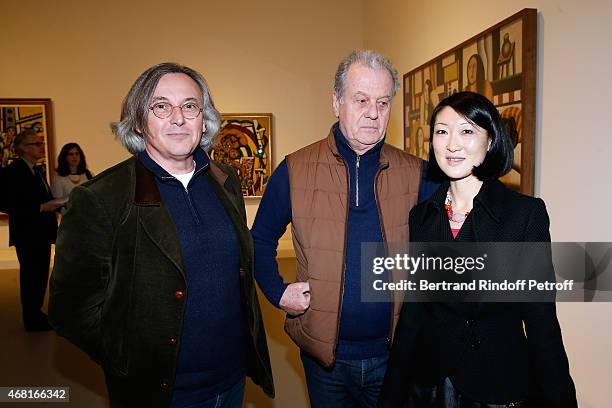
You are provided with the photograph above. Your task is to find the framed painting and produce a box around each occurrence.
[1,98,55,218]
[210,113,273,198]
[403,8,537,195]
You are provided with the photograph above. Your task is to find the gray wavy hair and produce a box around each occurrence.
[111,62,221,153]
[333,50,400,101]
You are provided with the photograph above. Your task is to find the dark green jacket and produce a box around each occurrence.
[49,156,274,406]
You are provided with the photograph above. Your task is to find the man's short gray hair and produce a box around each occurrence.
[111,62,221,154]
[333,50,400,100]
[13,128,37,154]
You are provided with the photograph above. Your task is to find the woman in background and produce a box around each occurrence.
[51,143,93,206]
[378,92,576,407]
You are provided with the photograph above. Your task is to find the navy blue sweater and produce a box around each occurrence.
[138,149,245,405]
[252,124,438,359]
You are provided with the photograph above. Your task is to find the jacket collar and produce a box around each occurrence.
[423,179,504,224]
[472,179,505,223]
[19,157,37,174]
[207,160,229,187]
[134,158,162,206]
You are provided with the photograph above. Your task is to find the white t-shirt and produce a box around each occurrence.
[169,167,195,189]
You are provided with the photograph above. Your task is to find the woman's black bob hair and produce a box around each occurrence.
[427,91,514,181]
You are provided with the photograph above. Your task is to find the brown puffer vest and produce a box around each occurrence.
[284,127,422,367]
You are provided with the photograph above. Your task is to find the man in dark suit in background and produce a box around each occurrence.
[5,129,62,331]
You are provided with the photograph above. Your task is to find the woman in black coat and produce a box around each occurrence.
[378,92,577,407]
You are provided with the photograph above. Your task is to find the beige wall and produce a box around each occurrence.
[364,0,612,406]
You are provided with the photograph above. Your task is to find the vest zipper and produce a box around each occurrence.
[374,163,394,346]
[332,156,350,362]
[355,155,360,207]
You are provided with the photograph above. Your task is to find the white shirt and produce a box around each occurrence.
[51,173,89,199]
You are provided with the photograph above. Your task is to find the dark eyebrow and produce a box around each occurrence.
[150,96,169,102]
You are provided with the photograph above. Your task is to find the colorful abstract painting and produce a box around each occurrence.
[0,99,54,171]
[403,9,536,194]
[210,113,273,198]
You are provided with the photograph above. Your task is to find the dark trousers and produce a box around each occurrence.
[410,377,528,407]
[105,372,245,408]
[15,240,52,325]
[105,373,159,408]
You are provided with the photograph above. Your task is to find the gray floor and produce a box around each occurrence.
[0,258,308,408]
[0,267,107,407]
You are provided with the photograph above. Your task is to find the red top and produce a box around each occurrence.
[451,228,461,239]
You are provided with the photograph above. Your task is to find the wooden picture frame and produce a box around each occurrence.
[403,8,537,195]
[210,113,273,198]
[1,98,55,218]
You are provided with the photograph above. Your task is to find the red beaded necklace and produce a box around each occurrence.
[445,191,470,223]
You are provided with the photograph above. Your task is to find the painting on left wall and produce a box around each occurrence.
[0,98,55,218]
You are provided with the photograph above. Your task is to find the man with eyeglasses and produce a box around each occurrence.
[4,128,62,331]
[49,63,274,408]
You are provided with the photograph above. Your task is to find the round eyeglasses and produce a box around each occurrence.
[149,101,203,119]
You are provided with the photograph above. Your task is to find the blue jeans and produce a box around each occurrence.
[180,377,245,408]
[301,351,389,408]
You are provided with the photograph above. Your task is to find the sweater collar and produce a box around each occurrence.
[331,121,384,163]
[137,147,210,180]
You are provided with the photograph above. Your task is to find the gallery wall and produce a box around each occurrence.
[1,0,610,405]
[0,0,363,242]
[363,0,612,406]
[0,1,363,406]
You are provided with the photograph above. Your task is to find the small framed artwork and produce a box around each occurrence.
[403,8,537,195]
[210,113,273,198]
[1,98,55,218]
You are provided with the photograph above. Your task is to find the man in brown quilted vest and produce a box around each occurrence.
[252,50,438,407]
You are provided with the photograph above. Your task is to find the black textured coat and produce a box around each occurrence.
[378,180,577,407]
[49,156,274,406]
